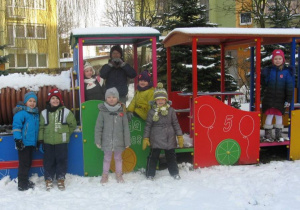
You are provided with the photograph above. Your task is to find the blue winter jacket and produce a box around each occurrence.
[261,65,294,114]
[12,103,39,146]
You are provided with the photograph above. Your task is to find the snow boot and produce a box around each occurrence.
[57,179,65,191]
[45,180,53,191]
[274,124,284,142]
[116,173,125,183]
[100,174,108,184]
[263,124,273,142]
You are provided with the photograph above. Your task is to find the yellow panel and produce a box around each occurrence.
[290,110,300,160]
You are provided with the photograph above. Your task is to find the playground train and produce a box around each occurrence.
[1,26,300,179]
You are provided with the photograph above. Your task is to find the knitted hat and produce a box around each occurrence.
[154,82,168,101]
[272,49,285,65]
[105,87,119,100]
[84,61,95,75]
[110,45,123,58]
[138,70,151,83]
[47,88,64,105]
[24,92,37,104]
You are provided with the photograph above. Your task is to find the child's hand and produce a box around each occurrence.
[127,112,133,121]
[284,102,290,108]
[177,136,184,148]
[96,143,101,149]
[142,138,150,150]
[15,139,25,151]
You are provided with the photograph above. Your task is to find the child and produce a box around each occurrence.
[142,83,184,180]
[100,45,137,104]
[38,88,77,191]
[12,92,39,191]
[94,87,131,184]
[84,61,105,101]
[127,70,154,121]
[261,49,294,142]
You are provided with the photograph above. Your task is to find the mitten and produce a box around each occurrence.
[142,138,150,150]
[177,136,184,148]
[284,102,290,108]
[15,139,25,151]
[36,140,44,151]
[112,58,123,67]
[96,143,101,149]
[127,112,134,122]
[108,62,113,67]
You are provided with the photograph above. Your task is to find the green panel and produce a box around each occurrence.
[129,116,149,170]
[82,100,149,176]
[82,100,104,176]
[215,139,241,165]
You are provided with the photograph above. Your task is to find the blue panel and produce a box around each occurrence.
[0,132,84,179]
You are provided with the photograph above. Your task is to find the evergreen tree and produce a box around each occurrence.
[156,0,237,92]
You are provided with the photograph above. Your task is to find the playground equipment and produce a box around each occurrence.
[1,27,300,179]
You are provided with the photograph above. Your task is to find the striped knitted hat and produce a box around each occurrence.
[154,82,168,100]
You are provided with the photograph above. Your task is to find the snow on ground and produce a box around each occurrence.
[1,160,300,210]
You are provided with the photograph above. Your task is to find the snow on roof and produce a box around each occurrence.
[71,27,160,36]
[163,27,300,47]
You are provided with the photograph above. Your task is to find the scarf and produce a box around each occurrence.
[84,78,96,90]
[104,102,121,112]
[152,103,170,121]
[137,82,153,91]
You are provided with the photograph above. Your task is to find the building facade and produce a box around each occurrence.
[0,0,59,72]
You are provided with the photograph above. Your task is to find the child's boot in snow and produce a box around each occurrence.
[274,124,284,142]
[263,124,273,142]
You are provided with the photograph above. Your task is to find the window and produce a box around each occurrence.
[7,0,45,9]
[8,54,15,67]
[16,25,25,37]
[38,54,47,67]
[7,25,14,45]
[17,54,26,67]
[8,53,47,68]
[26,25,35,37]
[240,13,252,25]
[28,54,37,67]
[36,25,45,38]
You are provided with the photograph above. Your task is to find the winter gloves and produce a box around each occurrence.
[177,136,184,148]
[284,102,290,108]
[15,139,25,151]
[142,138,150,150]
[109,58,126,68]
[126,112,134,122]
[96,143,101,149]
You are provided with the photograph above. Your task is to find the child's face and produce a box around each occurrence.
[84,68,93,79]
[106,96,118,106]
[156,98,166,107]
[273,55,284,67]
[111,50,121,59]
[49,96,60,107]
[25,98,37,109]
[138,80,149,88]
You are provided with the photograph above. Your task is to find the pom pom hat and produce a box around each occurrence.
[154,82,168,101]
[24,92,37,104]
[272,49,285,65]
[110,45,123,58]
[138,70,152,83]
[47,88,64,105]
[84,61,95,75]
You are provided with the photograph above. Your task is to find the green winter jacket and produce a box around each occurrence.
[38,106,77,145]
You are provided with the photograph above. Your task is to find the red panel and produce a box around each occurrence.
[193,96,260,168]
[0,159,43,169]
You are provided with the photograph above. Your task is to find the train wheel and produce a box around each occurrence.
[215,139,241,165]
[110,147,137,173]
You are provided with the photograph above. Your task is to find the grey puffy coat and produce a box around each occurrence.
[143,107,183,150]
[94,103,131,151]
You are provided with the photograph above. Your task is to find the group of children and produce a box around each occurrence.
[13,45,184,191]
[12,88,76,191]
[13,46,292,191]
